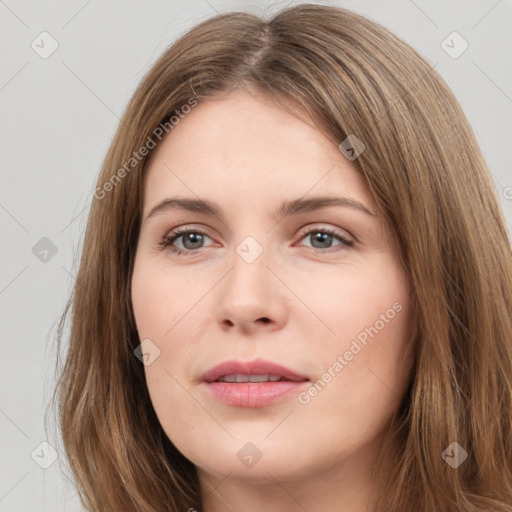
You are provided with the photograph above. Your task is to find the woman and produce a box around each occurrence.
[53,3,512,511]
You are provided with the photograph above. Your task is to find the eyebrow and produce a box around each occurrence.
[144,195,376,223]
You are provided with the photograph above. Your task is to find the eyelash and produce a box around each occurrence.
[158,226,354,256]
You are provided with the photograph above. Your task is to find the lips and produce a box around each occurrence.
[200,359,310,408]
[200,359,309,383]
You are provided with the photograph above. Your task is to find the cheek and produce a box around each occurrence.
[313,294,413,433]
[131,262,206,426]
[131,261,188,338]
[305,257,413,409]
[302,256,410,352]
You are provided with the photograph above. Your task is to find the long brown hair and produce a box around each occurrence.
[51,4,512,511]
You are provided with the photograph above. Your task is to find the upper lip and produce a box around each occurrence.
[201,359,309,383]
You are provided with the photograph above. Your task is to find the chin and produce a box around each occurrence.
[181,435,320,484]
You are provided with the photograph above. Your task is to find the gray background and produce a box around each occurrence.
[1,0,511,510]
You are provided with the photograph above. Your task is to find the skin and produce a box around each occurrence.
[131,88,414,512]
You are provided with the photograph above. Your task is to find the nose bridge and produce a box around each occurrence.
[228,232,272,294]
[215,231,282,328]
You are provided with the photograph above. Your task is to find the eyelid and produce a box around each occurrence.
[296,223,354,242]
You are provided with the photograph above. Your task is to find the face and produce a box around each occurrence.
[131,89,413,489]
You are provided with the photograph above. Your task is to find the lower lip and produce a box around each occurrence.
[203,381,309,407]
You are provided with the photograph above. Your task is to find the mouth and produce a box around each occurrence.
[201,358,309,383]
[200,359,310,407]
[213,374,302,383]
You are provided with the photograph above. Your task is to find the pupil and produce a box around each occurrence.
[312,232,331,249]
[184,233,202,249]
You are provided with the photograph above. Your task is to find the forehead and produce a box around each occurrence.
[142,89,377,217]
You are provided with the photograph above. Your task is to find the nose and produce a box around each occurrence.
[215,241,288,335]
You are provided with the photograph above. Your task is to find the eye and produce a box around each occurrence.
[296,226,354,253]
[158,226,354,256]
[158,227,214,256]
